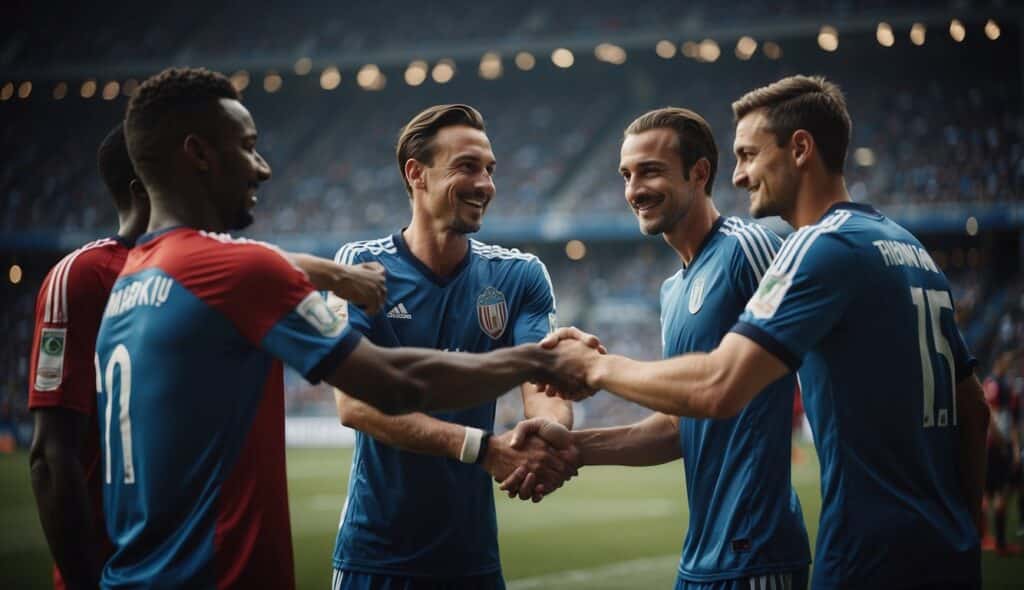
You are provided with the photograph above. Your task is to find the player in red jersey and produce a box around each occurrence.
[28,123,149,590]
[27,124,391,590]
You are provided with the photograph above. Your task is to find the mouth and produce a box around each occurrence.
[458,195,489,210]
[247,185,260,207]
[629,194,664,215]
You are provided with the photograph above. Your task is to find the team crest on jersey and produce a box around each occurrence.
[688,275,707,314]
[35,328,66,391]
[297,292,345,337]
[747,270,792,319]
[477,287,508,340]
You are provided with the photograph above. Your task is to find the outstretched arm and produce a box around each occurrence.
[955,375,989,533]
[287,253,387,315]
[572,412,681,467]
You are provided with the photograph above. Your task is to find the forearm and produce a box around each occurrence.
[286,252,339,291]
[573,413,681,467]
[591,353,724,417]
[337,393,466,458]
[955,377,989,531]
[396,345,545,412]
[29,452,100,588]
[523,384,573,428]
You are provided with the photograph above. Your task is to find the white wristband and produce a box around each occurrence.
[459,427,485,464]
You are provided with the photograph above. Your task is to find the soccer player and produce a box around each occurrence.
[28,123,389,590]
[538,76,990,589]
[506,108,810,590]
[28,123,148,590]
[328,104,575,590]
[97,67,588,590]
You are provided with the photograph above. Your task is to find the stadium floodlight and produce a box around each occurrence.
[294,57,313,76]
[432,59,456,84]
[357,64,386,90]
[8,264,22,285]
[735,36,757,60]
[876,22,895,47]
[854,147,875,167]
[818,26,839,52]
[0,81,12,101]
[698,39,720,63]
[479,52,502,80]
[80,79,97,99]
[17,81,32,99]
[949,19,965,42]
[551,48,574,68]
[965,216,978,236]
[52,82,68,100]
[681,41,699,59]
[985,19,1000,40]
[515,51,536,71]
[595,43,627,65]
[320,66,341,90]
[404,60,428,86]
[565,240,586,260]
[230,70,250,92]
[910,23,926,46]
[263,72,283,93]
[102,81,120,101]
[655,40,676,59]
[763,41,782,59]
[122,79,139,97]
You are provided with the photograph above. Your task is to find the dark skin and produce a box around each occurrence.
[137,96,591,414]
[29,180,149,590]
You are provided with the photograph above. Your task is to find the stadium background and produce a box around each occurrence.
[1,1,1023,587]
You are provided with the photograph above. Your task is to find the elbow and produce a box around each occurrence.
[702,391,744,420]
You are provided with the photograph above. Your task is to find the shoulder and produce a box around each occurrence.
[333,235,397,264]
[41,238,124,323]
[767,209,858,279]
[716,217,782,280]
[470,239,547,270]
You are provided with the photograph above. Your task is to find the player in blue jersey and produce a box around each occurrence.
[97,67,591,590]
[507,108,810,590]
[537,76,990,589]
[328,104,576,590]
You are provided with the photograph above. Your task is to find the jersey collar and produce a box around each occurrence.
[392,229,473,287]
[683,215,725,272]
[135,225,188,246]
[820,201,883,221]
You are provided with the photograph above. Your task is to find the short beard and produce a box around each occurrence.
[449,216,481,235]
[227,207,254,231]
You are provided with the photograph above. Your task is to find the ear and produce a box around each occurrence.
[404,158,427,191]
[128,178,148,201]
[791,130,815,169]
[690,157,712,194]
[183,134,213,173]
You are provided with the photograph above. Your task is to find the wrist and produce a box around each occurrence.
[474,431,492,465]
[459,427,489,464]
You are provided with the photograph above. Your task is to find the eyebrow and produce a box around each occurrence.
[452,153,496,167]
[620,159,666,172]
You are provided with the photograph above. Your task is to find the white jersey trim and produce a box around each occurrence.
[471,240,557,313]
[769,210,852,278]
[334,236,397,265]
[44,238,117,323]
[720,217,778,281]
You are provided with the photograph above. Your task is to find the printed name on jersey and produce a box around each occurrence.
[386,303,412,320]
[688,274,707,314]
[297,292,345,337]
[34,328,67,391]
[872,239,941,273]
[477,287,508,340]
[105,276,173,317]
[746,270,792,319]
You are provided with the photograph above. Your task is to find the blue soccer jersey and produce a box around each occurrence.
[95,227,361,590]
[733,203,979,589]
[662,217,810,582]
[330,232,556,577]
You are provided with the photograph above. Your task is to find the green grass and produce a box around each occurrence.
[2,446,1022,588]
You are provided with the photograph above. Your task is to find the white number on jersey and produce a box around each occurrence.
[910,287,956,428]
[98,344,136,484]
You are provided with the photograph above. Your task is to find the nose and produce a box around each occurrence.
[732,162,747,189]
[256,151,272,181]
[623,175,641,203]
[476,171,495,198]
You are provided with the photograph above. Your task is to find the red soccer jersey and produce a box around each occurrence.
[28,236,130,590]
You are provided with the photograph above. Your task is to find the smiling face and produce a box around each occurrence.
[618,128,700,236]
[204,98,272,230]
[415,125,496,234]
[732,109,798,220]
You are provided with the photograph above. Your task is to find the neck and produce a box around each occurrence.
[663,197,720,267]
[145,186,225,234]
[402,213,469,277]
[784,172,850,229]
[116,208,148,243]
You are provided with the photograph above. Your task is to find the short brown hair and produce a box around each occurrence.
[125,67,239,187]
[732,75,851,175]
[396,104,486,195]
[624,107,718,195]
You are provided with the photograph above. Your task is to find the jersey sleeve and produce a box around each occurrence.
[510,257,557,345]
[28,255,107,415]
[327,242,375,335]
[196,239,362,384]
[944,294,977,382]
[731,231,856,371]
[727,225,784,302]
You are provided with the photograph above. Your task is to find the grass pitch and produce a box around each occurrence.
[1,446,1021,588]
